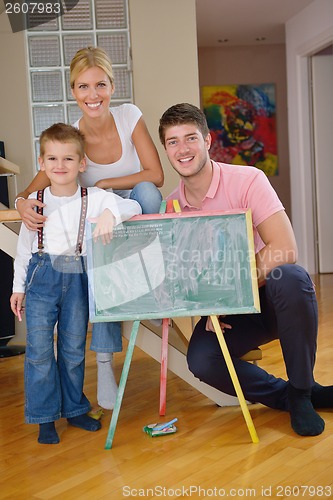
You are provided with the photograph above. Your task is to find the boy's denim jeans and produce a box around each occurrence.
[24,253,90,424]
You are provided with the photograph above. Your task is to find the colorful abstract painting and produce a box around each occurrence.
[202,84,278,176]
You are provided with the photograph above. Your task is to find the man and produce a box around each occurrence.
[158,103,332,436]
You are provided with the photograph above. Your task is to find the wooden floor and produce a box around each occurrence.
[1,274,333,499]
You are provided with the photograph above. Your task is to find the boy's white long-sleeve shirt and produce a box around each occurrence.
[13,186,142,293]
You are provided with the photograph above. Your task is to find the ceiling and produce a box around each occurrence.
[0,0,315,46]
[196,0,315,47]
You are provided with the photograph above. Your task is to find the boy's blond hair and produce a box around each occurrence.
[39,123,85,159]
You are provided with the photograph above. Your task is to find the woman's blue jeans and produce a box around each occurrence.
[90,181,163,353]
[130,181,162,214]
[25,253,90,423]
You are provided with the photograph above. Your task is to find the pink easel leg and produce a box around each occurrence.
[159,318,169,416]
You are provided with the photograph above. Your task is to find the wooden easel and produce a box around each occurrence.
[104,313,259,449]
[104,201,259,449]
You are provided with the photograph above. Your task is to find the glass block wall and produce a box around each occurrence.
[25,0,132,168]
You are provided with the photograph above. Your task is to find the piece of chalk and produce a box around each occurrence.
[159,200,167,214]
[153,417,178,431]
[166,199,174,213]
[173,200,181,213]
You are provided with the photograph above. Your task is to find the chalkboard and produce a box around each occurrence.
[86,210,260,322]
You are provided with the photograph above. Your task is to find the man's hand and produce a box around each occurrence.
[205,315,232,333]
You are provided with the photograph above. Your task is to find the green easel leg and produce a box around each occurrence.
[105,320,140,449]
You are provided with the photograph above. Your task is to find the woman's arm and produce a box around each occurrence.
[256,210,298,285]
[94,117,164,190]
[15,170,50,230]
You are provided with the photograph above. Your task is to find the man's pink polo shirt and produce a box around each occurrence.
[167,160,284,254]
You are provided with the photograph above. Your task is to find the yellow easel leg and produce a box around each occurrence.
[210,315,259,443]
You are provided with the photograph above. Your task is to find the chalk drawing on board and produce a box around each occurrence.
[91,233,166,310]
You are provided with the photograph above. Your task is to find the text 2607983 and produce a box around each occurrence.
[5,3,61,15]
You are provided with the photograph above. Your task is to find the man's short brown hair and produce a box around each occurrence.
[159,103,210,146]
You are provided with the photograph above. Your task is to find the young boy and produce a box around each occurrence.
[10,123,142,444]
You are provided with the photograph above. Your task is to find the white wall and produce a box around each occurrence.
[129,0,199,197]
[312,54,333,273]
[0,14,33,344]
[286,0,333,273]
[0,13,34,205]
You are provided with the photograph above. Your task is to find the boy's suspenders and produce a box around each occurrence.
[36,187,88,257]
[76,187,88,256]
[36,189,44,255]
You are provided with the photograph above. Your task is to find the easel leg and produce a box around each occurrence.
[104,320,140,449]
[210,315,259,444]
[159,318,169,416]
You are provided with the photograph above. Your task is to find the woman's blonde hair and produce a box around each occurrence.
[70,46,114,89]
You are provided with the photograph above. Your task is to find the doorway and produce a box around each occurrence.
[310,45,333,273]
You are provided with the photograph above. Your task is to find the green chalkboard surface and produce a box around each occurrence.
[86,210,260,322]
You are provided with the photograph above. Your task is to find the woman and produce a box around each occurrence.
[15,46,164,415]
